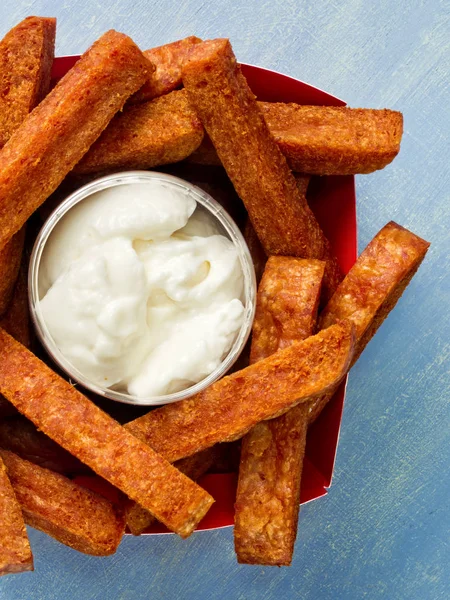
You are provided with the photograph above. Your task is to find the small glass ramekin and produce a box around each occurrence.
[29,171,256,406]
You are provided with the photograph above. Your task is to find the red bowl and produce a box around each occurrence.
[52,56,357,534]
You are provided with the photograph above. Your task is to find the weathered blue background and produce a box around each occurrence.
[0,1,448,598]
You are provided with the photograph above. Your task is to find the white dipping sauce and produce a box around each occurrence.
[38,182,245,400]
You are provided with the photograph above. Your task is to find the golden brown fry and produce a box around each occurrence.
[0,329,214,538]
[243,175,310,283]
[260,103,403,175]
[126,447,217,536]
[249,257,324,363]
[182,39,341,301]
[0,417,87,475]
[125,321,354,462]
[0,455,33,575]
[0,17,55,314]
[0,228,25,317]
[0,259,30,348]
[0,30,151,249]
[235,405,309,566]
[0,16,56,148]
[130,36,202,104]
[0,260,31,419]
[74,90,204,174]
[234,257,324,566]
[189,104,402,175]
[308,221,430,423]
[0,450,124,556]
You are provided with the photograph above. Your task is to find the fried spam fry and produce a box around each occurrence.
[0,30,151,249]
[235,406,309,566]
[0,417,87,475]
[189,104,403,176]
[125,321,354,462]
[126,447,218,536]
[0,450,124,556]
[0,17,55,314]
[0,262,31,419]
[0,16,56,148]
[0,228,25,317]
[249,257,324,363]
[0,329,214,538]
[0,456,33,575]
[243,176,312,283]
[130,36,202,104]
[308,221,430,423]
[258,103,403,175]
[74,90,204,174]
[0,260,30,349]
[182,39,341,301]
[235,257,324,566]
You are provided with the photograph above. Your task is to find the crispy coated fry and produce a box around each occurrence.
[126,447,217,536]
[0,30,151,249]
[243,175,311,283]
[0,450,124,556]
[182,39,341,301]
[130,36,202,104]
[0,260,30,349]
[0,329,214,538]
[259,103,403,175]
[0,228,25,317]
[188,104,403,175]
[74,90,204,174]
[0,417,87,475]
[249,257,324,363]
[236,406,309,566]
[235,257,324,566]
[0,16,56,148]
[125,321,354,462]
[0,17,55,314]
[0,456,32,575]
[0,261,30,419]
[308,221,430,423]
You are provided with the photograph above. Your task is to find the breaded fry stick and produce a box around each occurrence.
[260,103,403,175]
[0,17,55,314]
[0,16,56,148]
[243,176,311,283]
[0,260,30,349]
[126,447,218,536]
[0,229,25,317]
[249,257,324,362]
[130,36,202,104]
[307,221,430,422]
[308,221,430,422]
[74,90,204,174]
[0,450,124,556]
[182,39,341,301]
[0,262,31,419]
[188,104,403,176]
[125,321,354,462]
[0,417,87,475]
[235,257,324,566]
[0,329,214,538]
[0,456,32,575]
[0,30,151,249]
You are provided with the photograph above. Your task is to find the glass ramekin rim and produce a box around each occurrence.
[28,170,256,406]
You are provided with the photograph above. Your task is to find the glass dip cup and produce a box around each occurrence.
[29,171,256,406]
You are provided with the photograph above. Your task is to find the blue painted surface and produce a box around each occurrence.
[0,1,449,598]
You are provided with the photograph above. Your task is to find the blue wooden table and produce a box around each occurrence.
[0,1,449,598]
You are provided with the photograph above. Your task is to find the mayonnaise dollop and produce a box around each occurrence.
[39,182,245,400]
